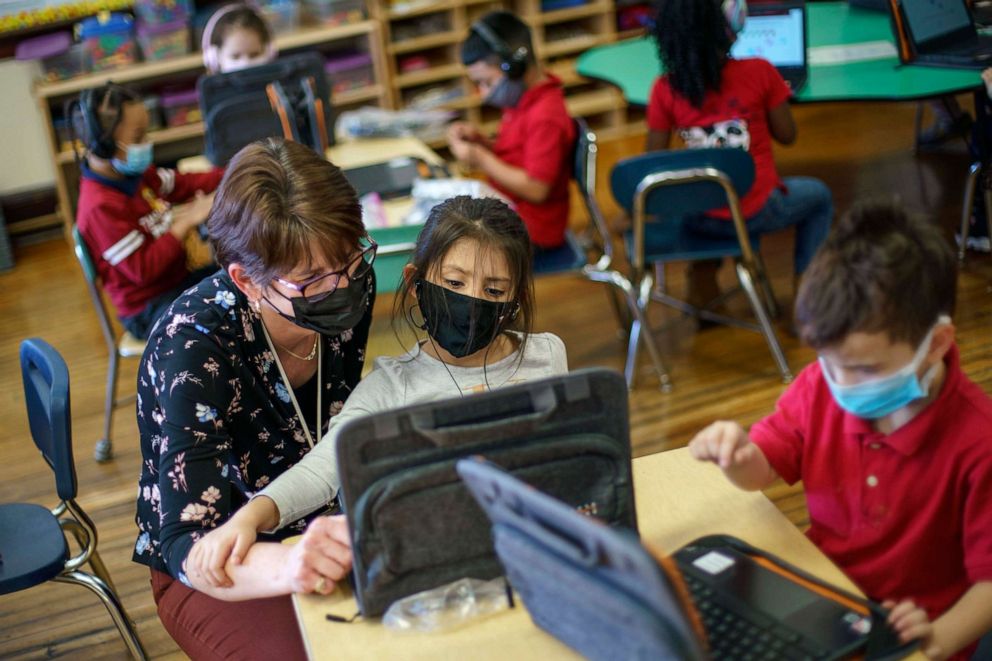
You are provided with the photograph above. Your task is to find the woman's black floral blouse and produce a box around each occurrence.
[132,269,373,583]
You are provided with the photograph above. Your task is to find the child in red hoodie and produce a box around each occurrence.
[72,83,223,338]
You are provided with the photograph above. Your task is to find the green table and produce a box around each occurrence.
[576,2,983,105]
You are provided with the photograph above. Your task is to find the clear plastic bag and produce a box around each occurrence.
[382,577,512,633]
[335,106,456,140]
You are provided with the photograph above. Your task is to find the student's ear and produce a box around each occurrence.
[927,321,956,365]
[228,263,263,304]
[402,264,418,299]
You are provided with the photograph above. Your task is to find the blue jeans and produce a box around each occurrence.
[686,176,834,274]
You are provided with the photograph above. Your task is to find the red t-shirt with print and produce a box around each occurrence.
[646,57,791,219]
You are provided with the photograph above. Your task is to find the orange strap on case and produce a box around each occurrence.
[888,0,914,63]
[265,83,296,142]
[644,544,710,653]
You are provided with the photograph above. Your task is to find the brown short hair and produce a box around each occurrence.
[795,199,957,349]
[394,195,534,345]
[209,5,271,48]
[208,139,363,284]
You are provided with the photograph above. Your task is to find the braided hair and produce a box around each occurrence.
[651,0,734,108]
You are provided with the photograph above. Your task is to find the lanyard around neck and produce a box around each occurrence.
[261,322,321,449]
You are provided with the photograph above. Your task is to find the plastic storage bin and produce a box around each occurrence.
[134,0,192,25]
[15,32,90,82]
[255,0,301,34]
[79,13,138,72]
[304,0,365,26]
[137,19,191,60]
[160,88,201,126]
[324,51,373,94]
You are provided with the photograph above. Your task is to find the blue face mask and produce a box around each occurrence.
[819,316,949,420]
[112,142,153,177]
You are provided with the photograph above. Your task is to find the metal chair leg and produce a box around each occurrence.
[624,275,672,392]
[606,286,632,339]
[737,263,792,384]
[96,351,120,462]
[960,162,981,264]
[54,572,149,660]
[751,254,780,319]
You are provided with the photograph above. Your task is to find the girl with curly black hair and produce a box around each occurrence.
[646,0,833,313]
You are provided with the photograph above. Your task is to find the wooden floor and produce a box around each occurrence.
[1,101,991,659]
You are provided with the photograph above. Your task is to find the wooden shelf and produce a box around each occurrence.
[388,30,463,54]
[386,1,455,19]
[617,27,647,41]
[565,87,622,117]
[530,2,613,25]
[393,62,463,88]
[35,21,376,99]
[540,33,608,58]
[335,85,386,105]
[546,58,583,87]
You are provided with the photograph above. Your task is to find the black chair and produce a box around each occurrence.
[71,226,146,462]
[605,148,792,389]
[0,338,147,659]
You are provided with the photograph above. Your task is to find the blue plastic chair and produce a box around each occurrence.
[71,226,146,462]
[0,339,148,659]
[605,148,792,389]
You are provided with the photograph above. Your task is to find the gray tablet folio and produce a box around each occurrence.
[335,368,636,616]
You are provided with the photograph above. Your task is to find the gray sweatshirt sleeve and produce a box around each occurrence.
[256,368,393,530]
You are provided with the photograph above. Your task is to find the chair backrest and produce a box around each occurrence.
[20,338,77,502]
[610,148,755,220]
[571,117,615,265]
[71,225,118,352]
[610,148,757,273]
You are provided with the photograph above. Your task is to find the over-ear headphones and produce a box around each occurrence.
[721,0,747,35]
[201,3,278,73]
[470,19,529,80]
[67,82,129,160]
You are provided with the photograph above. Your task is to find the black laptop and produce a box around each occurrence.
[895,0,992,68]
[730,1,809,93]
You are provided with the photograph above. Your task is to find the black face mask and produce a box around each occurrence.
[266,275,370,336]
[416,279,517,358]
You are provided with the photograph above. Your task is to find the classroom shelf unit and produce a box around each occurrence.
[31,0,642,235]
[34,19,391,233]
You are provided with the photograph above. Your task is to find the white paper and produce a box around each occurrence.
[692,550,736,575]
[808,41,898,66]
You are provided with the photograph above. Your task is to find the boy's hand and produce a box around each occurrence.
[170,190,215,239]
[884,599,945,660]
[688,421,758,469]
[188,516,258,588]
[447,121,481,144]
[283,515,352,595]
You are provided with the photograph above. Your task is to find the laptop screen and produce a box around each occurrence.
[902,0,972,44]
[730,7,806,67]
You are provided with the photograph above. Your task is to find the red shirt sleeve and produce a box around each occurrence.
[760,59,792,110]
[964,453,992,583]
[86,196,186,286]
[145,167,225,204]
[522,114,571,186]
[647,77,676,132]
[749,364,819,485]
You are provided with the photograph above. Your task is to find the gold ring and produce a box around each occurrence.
[314,576,326,593]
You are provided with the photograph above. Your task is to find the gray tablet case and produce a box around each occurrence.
[335,368,636,616]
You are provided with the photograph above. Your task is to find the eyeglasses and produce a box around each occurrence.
[273,241,377,303]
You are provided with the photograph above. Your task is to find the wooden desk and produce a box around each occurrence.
[293,448,893,660]
[178,136,445,292]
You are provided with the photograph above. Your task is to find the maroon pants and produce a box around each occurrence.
[151,569,308,660]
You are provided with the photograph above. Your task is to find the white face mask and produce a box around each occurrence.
[218,53,273,73]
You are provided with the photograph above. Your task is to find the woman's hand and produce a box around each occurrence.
[282,515,353,595]
[188,516,258,588]
[884,599,945,660]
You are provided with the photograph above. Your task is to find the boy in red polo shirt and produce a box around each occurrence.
[446,11,575,250]
[689,201,992,660]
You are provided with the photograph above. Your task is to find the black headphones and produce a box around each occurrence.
[470,19,529,80]
[66,82,129,160]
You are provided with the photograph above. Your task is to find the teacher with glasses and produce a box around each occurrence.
[132,138,376,661]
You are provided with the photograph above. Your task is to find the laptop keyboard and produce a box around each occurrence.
[682,573,831,661]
